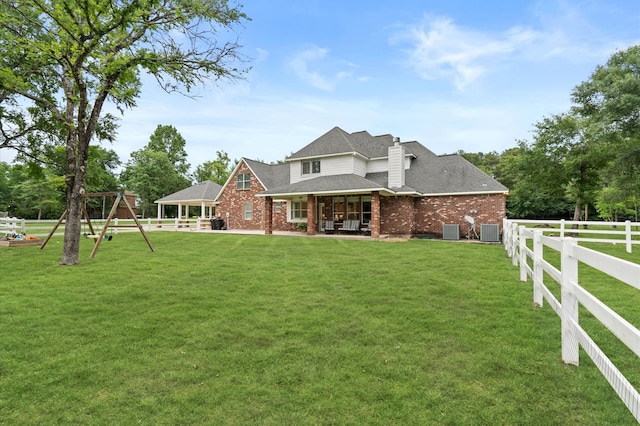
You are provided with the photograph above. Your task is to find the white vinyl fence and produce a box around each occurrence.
[0,216,24,234]
[504,219,640,421]
[1,217,214,239]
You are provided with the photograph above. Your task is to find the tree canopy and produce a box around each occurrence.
[0,0,249,264]
[120,125,192,218]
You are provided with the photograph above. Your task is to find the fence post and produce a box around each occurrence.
[174,217,179,231]
[20,218,26,233]
[114,217,119,235]
[560,219,565,239]
[503,219,511,256]
[533,230,543,307]
[561,237,579,366]
[519,226,527,281]
[511,223,519,266]
[625,220,632,254]
[503,218,509,251]
[147,217,151,232]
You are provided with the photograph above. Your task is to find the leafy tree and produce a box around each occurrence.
[4,163,64,219]
[595,185,636,222]
[0,161,11,212]
[147,125,190,177]
[193,150,234,185]
[573,45,640,207]
[572,45,640,141]
[0,0,248,265]
[506,141,574,219]
[120,144,191,219]
[47,146,121,194]
[458,150,501,177]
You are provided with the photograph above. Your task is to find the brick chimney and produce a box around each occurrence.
[388,137,405,188]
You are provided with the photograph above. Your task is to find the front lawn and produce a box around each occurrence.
[0,233,637,424]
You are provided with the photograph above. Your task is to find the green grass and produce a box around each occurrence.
[1,233,638,424]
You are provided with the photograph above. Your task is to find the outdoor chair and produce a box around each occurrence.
[338,220,360,233]
[324,220,335,234]
[361,222,371,236]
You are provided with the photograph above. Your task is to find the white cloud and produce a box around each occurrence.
[392,16,540,90]
[392,5,640,91]
[287,45,356,91]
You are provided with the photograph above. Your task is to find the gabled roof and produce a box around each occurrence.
[263,128,508,198]
[215,158,291,202]
[287,126,400,160]
[403,142,508,195]
[155,180,222,203]
[243,158,290,189]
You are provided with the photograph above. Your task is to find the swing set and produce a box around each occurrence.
[41,191,155,258]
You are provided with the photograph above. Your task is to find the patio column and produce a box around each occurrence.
[306,194,316,235]
[371,191,381,238]
[201,201,205,218]
[264,197,273,235]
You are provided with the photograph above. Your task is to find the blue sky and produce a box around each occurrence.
[2,0,639,171]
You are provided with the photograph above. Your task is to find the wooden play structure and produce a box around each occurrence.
[41,191,155,258]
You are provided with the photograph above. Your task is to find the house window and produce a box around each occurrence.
[291,201,307,220]
[347,196,360,220]
[274,202,282,213]
[362,196,372,224]
[244,203,252,220]
[236,173,250,190]
[302,160,320,175]
[333,198,345,221]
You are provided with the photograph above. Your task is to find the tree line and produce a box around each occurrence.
[0,124,234,220]
[3,45,640,224]
[460,45,640,222]
[3,45,639,224]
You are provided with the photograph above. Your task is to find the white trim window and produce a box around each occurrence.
[290,200,307,220]
[236,173,251,190]
[302,160,320,175]
[244,203,252,220]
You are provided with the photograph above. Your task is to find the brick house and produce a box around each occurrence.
[215,127,508,238]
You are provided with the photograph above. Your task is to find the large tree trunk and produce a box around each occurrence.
[571,195,582,231]
[60,185,83,265]
[60,132,90,266]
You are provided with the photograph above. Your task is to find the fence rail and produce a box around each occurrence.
[504,218,640,421]
[1,217,215,238]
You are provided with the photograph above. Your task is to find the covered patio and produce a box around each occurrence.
[155,180,222,225]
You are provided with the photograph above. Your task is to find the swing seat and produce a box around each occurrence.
[84,233,112,241]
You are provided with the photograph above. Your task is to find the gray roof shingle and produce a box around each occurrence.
[155,180,222,203]
[260,174,387,196]
[243,158,289,189]
[288,127,398,160]
[239,128,509,198]
[403,142,508,194]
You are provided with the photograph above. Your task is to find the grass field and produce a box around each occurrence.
[1,232,638,424]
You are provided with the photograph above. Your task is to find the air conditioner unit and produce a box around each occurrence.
[442,224,460,240]
[480,224,500,242]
